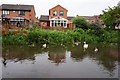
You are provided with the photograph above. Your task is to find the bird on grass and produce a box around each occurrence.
[43,44,47,48]
[94,47,98,52]
[74,42,81,46]
[83,42,88,49]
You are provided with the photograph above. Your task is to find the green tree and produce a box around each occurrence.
[72,16,88,30]
[100,1,120,29]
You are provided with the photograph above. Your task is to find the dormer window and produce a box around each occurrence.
[18,11,25,15]
[3,10,9,15]
[60,11,63,16]
[53,11,57,16]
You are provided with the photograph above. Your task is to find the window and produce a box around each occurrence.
[60,11,63,16]
[3,10,9,15]
[18,11,25,15]
[11,22,17,26]
[53,11,57,16]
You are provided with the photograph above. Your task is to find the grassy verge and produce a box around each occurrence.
[2,28,119,46]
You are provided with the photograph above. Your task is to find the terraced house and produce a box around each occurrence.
[39,5,75,29]
[0,4,39,29]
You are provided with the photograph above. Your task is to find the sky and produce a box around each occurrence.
[0,0,119,18]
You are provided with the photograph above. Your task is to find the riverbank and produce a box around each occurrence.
[2,28,119,46]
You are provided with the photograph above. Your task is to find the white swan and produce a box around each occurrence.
[94,47,98,52]
[83,42,88,49]
[43,44,46,48]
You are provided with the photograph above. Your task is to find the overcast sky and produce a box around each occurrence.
[0,0,119,18]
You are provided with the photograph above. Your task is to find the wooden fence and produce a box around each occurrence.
[2,31,28,35]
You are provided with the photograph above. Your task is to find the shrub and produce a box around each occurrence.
[2,34,27,45]
[2,28,118,45]
[88,23,104,36]
[72,17,89,30]
[99,30,119,43]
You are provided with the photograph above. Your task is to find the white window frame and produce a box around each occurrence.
[53,11,57,16]
[3,10,9,15]
[60,11,63,16]
[18,11,25,15]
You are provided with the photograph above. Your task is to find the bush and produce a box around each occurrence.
[2,34,27,45]
[88,23,104,36]
[27,28,49,45]
[2,28,119,45]
[99,30,119,43]
[72,17,89,30]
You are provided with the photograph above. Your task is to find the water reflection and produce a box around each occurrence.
[48,53,66,66]
[70,43,118,77]
[2,43,118,78]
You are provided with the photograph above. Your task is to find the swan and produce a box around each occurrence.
[83,42,88,49]
[43,44,46,48]
[94,47,98,52]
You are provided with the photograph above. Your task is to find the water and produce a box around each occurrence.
[2,43,119,78]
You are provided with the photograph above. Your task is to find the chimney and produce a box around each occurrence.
[76,15,79,17]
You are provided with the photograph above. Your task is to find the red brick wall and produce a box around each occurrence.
[49,5,68,19]
[1,6,38,23]
[0,10,2,15]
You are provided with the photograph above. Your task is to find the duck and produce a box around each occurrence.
[61,44,63,46]
[74,42,81,46]
[43,44,47,48]
[83,42,88,49]
[94,47,98,52]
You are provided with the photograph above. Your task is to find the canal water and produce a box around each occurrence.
[2,43,119,78]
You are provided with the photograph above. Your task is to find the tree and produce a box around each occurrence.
[100,1,120,29]
[72,17,88,30]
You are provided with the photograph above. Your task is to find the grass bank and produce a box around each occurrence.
[2,28,119,46]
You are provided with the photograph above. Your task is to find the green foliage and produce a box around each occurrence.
[100,1,120,29]
[88,23,104,36]
[72,17,89,30]
[99,30,119,43]
[2,34,27,45]
[2,28,119,46]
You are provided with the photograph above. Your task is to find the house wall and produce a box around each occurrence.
[40,21,46,27]
[1,6,38,23]
[67,19,75,29]
[0,10,2,15]
[30,6,39,22]
[49,5,68,19]
[88,20,95,23]
[40,5,75,30]
[40,21,50,27]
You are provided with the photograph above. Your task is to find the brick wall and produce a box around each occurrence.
[1,6,38,23]
[49,5,68,19]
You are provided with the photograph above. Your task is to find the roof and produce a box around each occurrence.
[35,18,39,22]
[67,16,75,20]
[79,16,96,20]
[39,15,49,21]
[0,4,34,11]
[49,5,68,11]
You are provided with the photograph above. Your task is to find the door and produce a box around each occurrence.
[47,21,50,26]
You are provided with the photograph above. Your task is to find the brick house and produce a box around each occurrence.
[0,4,39,29]
[39,5,75,29]
[76,15,104,25]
